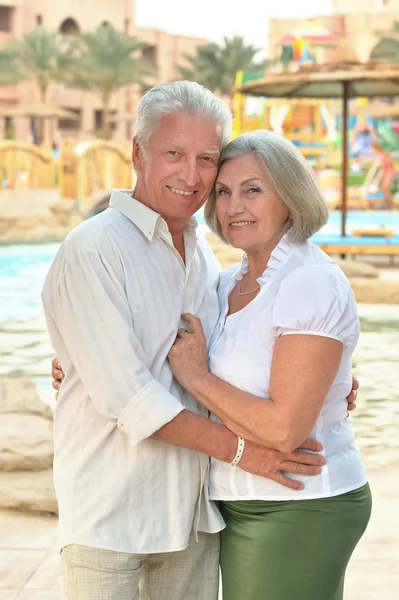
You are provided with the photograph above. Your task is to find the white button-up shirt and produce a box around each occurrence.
[209,235,367,501]
[42,189,224,553]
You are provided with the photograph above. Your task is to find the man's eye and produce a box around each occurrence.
[168,151,178,156]
[202,156,214,162]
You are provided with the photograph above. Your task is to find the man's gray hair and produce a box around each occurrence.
[135,80,232,149]
[205,130,329,244]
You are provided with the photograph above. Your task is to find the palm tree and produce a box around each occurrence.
[178,36,264,106]
[370,21,399,63]
[69,24,155,139]
[2,25,77,140]
[0,51,22,85]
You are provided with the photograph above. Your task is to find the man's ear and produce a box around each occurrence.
[132,136,142,172]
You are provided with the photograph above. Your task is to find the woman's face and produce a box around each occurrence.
[215,155,290,253]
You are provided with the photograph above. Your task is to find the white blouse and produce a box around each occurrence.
[209,234,367,501]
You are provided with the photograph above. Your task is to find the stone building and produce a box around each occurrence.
[268,0,399,68]
[0,0,207,141]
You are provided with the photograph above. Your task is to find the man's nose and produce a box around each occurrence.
[177,158,199,188]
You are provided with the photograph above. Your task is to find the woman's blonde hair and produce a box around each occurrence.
[204,130,329,244]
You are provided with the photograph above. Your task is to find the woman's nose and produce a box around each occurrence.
[226,193,245,215]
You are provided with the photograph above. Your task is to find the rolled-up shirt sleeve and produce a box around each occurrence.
[46,239,185,446]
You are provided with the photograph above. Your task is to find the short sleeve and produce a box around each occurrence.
[272,266,359,346]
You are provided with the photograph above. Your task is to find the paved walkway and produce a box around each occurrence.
[0,464,397,599]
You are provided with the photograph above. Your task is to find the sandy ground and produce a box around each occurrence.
[0,461,397,600]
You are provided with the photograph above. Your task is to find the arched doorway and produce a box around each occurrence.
[59,18,80,35]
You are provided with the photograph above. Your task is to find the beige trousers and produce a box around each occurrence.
[61,532,220,600]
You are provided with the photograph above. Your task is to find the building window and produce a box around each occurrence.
[142,45,157,63]
[94,110,116,133]
[0,6,13,32]
[59,18,80,35]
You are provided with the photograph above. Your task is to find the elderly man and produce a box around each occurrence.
[43,81,357,600]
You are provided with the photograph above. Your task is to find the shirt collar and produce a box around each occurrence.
[109,189,198,241]
[231,232,296,287]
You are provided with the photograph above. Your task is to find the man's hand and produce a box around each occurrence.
[239,438,326,491]
[51,357,64,400]
[347,375,359,412]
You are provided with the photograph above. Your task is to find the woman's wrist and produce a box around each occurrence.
[188,369,213,400]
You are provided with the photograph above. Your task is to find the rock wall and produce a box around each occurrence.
[0,377,58,515]
[0,189,85,245]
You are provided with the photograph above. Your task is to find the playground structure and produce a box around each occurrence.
[0,139,135,201]
[233,71,399,210]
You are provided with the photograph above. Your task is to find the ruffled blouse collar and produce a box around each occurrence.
[231,232,296,287]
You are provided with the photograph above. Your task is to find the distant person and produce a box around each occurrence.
[52,141,60,159]
[351,122,376,164]
[372,142,396,210]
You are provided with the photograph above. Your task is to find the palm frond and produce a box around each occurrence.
[178,36,261,97]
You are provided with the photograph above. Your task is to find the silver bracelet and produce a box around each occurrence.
[230,436,245,467]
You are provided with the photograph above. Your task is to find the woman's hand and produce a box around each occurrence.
[347,375,359,412]
[51,357,64,400]
[168,313,210,392]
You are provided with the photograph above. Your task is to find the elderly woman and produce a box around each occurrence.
[168,130,371,600]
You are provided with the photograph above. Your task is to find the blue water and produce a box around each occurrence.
[0,243,61,405]
[1,210,399,336]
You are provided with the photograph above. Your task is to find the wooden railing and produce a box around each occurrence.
[0,141,56,189]
[0,139,135,202]
[59,139,134,201]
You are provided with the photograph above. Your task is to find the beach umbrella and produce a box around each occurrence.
[236,61,399,236]
[5,102,79,120]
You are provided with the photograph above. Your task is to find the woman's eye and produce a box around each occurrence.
[248,187,261,193]
[216,188,228,195]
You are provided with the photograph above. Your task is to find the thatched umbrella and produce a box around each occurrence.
[236,61,399,236]
[2,102,79,143]
[5,102,79,120]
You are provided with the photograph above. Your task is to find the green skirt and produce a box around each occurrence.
[220,483,372,600]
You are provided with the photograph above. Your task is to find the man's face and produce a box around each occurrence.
[133,112,223,227]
